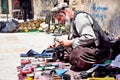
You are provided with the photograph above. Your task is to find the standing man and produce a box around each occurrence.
[17,0,33,22]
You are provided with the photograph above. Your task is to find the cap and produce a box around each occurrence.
[51,3,68,12]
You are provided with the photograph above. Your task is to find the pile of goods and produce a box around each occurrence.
[19,19,44,32]
[17,49,70,80]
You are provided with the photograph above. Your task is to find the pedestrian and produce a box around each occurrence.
[15,0,33,22]
[45,10,55,33]
[49,3,112,70]
[44,2,58,33]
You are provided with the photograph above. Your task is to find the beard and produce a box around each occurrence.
[65,15,71,33]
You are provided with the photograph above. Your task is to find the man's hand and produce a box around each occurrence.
[48,41,60,48]
[48,39,72,48]
[58,39,72,47]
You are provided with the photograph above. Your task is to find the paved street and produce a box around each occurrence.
[0,32,57,80]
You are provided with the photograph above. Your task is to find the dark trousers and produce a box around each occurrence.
[45,13,55,32]
[68,46,111,70]
[22,9,33,22]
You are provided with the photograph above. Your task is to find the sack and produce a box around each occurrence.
[1,19,19,32]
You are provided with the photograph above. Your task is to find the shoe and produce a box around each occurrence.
[21,59,31,65]
[34,49,54,58]
[20,64,33,74]
[20,49,54,58]
[20,49,41,57]
[55,69,68,76]
[20,67,33,74]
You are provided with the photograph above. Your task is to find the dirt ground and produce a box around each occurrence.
[0,32,56,80]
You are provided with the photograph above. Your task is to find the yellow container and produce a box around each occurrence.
[26,76,34,80]
[26,73,34,80]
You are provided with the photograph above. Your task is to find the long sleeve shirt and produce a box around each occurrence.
[70,13,97,48]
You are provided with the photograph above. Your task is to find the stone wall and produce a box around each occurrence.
[69,0,120,38]
[33,0,63,19]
